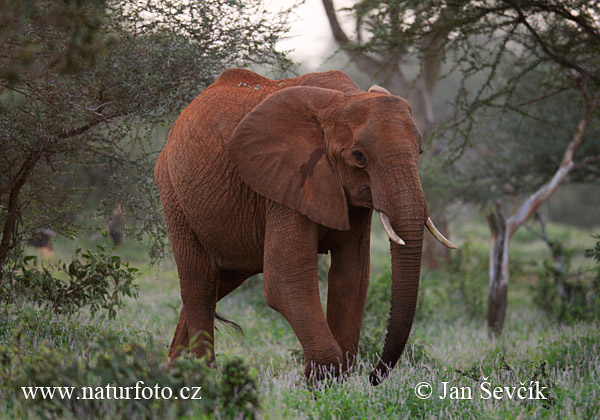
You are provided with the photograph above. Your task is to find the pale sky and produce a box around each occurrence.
[266,0,355,69]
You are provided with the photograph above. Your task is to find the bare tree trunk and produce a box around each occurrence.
[486,204,509,336]
[485,104,595,336]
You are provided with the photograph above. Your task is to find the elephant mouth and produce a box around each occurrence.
[377,211,457,250]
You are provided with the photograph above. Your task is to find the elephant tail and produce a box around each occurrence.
[215,312,243,335]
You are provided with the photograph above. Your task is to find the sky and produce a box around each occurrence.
[266,0,355,69]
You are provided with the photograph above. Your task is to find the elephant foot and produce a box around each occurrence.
[168,329,216,368]
[304,345,345,384]
[305,360,342,384]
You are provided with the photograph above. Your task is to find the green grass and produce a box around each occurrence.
[2,218,599,419]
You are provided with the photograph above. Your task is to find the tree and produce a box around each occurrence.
[322,0,460,267]
[0,0,292,275]
[323,0,600,334]
[321,0,459,138]
[437,0,600,335]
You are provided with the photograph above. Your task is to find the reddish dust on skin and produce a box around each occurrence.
[155,68,438,384]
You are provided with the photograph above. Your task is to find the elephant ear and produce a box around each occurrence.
[228,86,349,231]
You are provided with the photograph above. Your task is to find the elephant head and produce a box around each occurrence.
[228,84,456,385]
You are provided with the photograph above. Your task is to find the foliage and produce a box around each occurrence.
[0,330,259,419]
[414,240,487,323]
[1,243,138,319]
[0,0,293,268]
[444,241,487,320]
[339,1,600,122]
[448,71,600,206]
[0,0,108,81]
[533,235,600,323]
[585,234,600,265]
[433,1,600,150]
[0,224,598,419]
[438,1,600,212]
[0,245,138,318]
[334,1,600,206]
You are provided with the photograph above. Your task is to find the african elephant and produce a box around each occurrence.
[154,68,456,385]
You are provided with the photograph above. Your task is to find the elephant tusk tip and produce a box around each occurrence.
[378,212,405,246]
[425,217,458,250]
[443,238,458,249]
[394,238,406,246]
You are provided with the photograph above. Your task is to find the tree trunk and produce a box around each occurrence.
[485,104,595,336]
[0,151,43,279]
[486,205,509,336]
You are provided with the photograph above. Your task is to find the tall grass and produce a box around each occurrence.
[1,220,598,419]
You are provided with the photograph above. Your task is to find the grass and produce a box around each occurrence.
[1,217,599,419]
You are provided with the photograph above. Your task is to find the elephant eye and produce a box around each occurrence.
[352,150,366,166]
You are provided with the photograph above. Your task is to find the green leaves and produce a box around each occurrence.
[0,0,293,266]
[532,234,600,323]
[0,244,139,319]
[0,331,260,419]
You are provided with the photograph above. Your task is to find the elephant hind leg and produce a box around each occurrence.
[169,307,189,358]
[168,270,251,359]
[169,308,237,358]
[214,270,254,334]
[159,174,218,362]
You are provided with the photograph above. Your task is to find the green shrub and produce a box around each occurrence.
[0,331,259,419]
[415,240,487,323]
[444,241,487,320]
[533,234,600,323]
[1,244,139,319]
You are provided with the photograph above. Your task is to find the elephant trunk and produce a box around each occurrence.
[370,171,426,386]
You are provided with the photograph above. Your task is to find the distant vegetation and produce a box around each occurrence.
[1,0,599,418]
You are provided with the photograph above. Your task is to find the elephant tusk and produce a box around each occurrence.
[379,212,405,246]
[425,217,458,249]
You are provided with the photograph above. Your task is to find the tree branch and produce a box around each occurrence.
[55,111,127,140]
[572,154,600,176]
[417,4,459,92]
[321,0,390,79]
[506,102,597,235]
[507,0,600,85]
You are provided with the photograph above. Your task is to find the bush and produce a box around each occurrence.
[533,234,600,323]
[0,331,260,419]
[415,240,487,322]
[443,241,487,321]
[1,244,139,319]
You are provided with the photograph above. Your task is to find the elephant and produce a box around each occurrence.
[154,68,456,386]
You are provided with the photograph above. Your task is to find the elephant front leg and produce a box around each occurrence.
[263,202,342,380]
[326,208,372,372]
